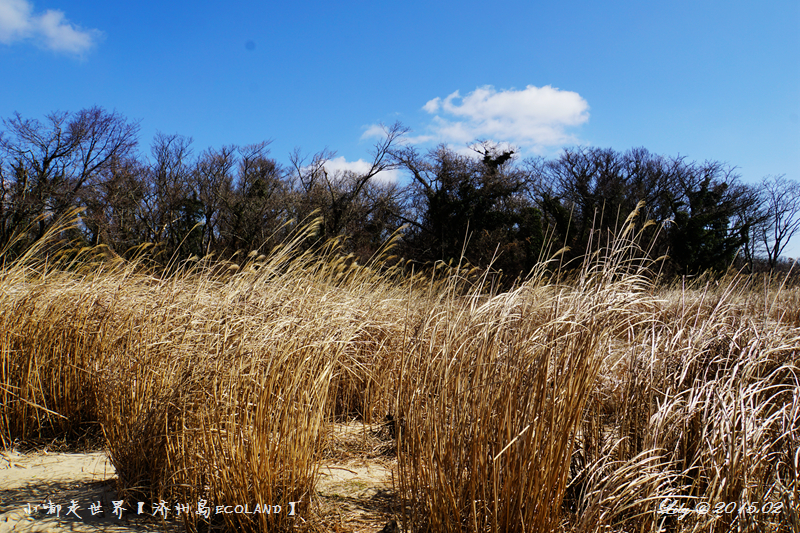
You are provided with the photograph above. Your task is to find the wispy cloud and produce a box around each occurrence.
[324,156,402,185]
[360,124,388,140]
[418,84,589,152]
[0,0,101,55]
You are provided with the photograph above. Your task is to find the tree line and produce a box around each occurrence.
[1,107,798,279]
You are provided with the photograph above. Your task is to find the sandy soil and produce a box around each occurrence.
[315,460,398,531]
[0,449,176,532]
[1,423,400,532]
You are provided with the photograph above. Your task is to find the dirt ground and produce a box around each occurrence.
[0,422,401,533]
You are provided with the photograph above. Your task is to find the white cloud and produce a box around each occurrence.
[420,85,589,152]
[0,0,101,55]
[324,156,402,185]
[360,124,387,140]
[0,0,31,42]
[422,98,440,114]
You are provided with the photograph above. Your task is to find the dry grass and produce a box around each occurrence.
[1,214,798,532]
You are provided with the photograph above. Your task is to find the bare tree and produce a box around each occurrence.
[288,146,335,197]
[80,155,149,251]
[757,175,800,269]
[192,145,237,254]
[139,132,196,256]
[730,183,767,273]
[0,107,139,246]
[288,122,409,242]
[220,142,289,253]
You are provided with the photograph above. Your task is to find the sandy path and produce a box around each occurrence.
[1,441,400,533]
[315,460,397,529]
[0,450,175,532]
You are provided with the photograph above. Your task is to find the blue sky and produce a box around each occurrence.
[2,0,799,257]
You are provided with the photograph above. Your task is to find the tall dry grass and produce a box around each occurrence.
[567,273,800,533]
[391,211,662,532]
[1,211,797,532]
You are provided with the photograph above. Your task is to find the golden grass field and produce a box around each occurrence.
[1,217,798,532]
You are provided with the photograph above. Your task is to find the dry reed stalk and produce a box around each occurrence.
[569,273,799,533]
[2,208,798,533]
[392,211,656,533]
